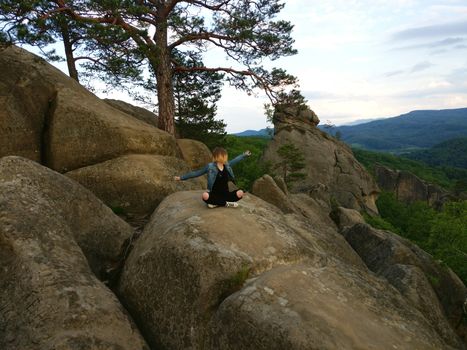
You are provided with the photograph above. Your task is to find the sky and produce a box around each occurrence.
[25,0,467,133]
[216,0,467,132]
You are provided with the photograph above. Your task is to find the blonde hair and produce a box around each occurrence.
[212,147,228,164]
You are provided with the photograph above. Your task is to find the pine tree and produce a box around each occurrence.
[0,0,89,82]
[275,143,306,185]
[2,1,297,135]
[173,51,226,149]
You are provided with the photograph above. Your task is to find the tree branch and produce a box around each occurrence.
[181,0,232,12]
[165,0,183,15]
[51,0,157,53]
[172,65,275,101]
[169,31,236,50]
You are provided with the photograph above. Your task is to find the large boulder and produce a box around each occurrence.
[0,156,133,277]
[176,138,212,170]
[252,174,296,213]
[0,156,148,349]
[330,206,365,231]
[45,87,179,172]
[342,223,467,347]
[0,44,180,174]
[273,103,320,127]
[103,98,158,127]
[209,263,448,350]
[262,104,379,214]
[66,154,205,217]
[118,191,451,350]
[0,44,67,162]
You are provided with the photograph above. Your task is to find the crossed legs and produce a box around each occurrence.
[202,190,244,206]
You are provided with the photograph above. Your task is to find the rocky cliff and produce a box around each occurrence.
[375,165,452,207]
[261,104,380,214]
[1,44,466,350]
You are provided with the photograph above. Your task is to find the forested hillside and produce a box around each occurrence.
[365,193,467,285]
[353,148,467,193]
[352,148,467,286]
[404,137,467,169]
[332,108,467,153]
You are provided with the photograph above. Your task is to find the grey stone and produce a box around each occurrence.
[119,191,451,350]
[342,223,467,347]
[104,98,158,127]
[0,156,148,350]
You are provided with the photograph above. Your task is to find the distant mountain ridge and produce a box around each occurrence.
[233,128,270,137]
[333,108,467,153]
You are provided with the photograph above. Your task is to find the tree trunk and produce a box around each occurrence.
[154,7,175,135]
[59,21,79,82]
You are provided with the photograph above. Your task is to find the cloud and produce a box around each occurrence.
[392,20,467,40]
[383,62,434,78]
[410,61,434,73]
[384,70,405,77]
[392,37,466,50]
[302,90,374,101]
[392,83,465,99]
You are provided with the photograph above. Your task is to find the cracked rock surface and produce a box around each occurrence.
[118,191,452,350]
[0,157,148,350]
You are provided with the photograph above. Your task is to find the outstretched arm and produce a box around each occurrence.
[228,150,251,167]
[174,165,208,181]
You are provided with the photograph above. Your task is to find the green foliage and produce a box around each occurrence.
[427,201,467,283]
[404,137,467,169]
[109,205,125,215]
[173,51,226,149]
[366,192,467,285]
[353,148,467,191]
[274,143,306,185]
[362,212,400,234]
[224,135,271,191]
[264,84,307,123]
[217,265,251,305]
[2,1,298,134]
[0,0,90,80]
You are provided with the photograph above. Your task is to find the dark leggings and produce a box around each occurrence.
[203,190,243,206]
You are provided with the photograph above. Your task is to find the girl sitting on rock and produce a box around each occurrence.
[174,147,251,208]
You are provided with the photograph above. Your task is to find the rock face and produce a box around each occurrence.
[252,174,296,213]
[66,154,205,216]
[119,191,452,350]
[0,156,148,349]
[0,44,61,162]
[0,44,203,219]
[0,45,178,173]
[274,103,320,127]
[343,223,467,347]
[0,156,133,277]
[375,165,449,206]
[3,44,466,350]
[46,87,179,173]
[262,104,379,213]
[176,138,213,170]
[330,206,365,231]
[104,98,158,127]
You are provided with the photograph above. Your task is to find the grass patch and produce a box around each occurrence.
[110,205,125,215]
[217,265,251,305]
